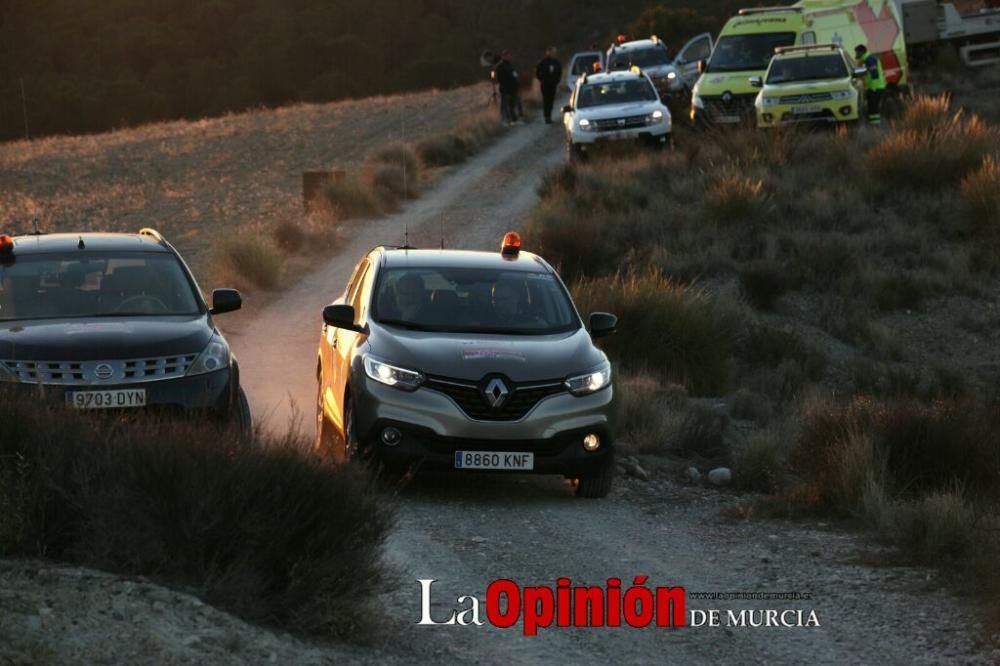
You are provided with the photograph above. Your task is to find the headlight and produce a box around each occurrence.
[578,118,593,131]
[187,334,231,376]
[565,360,612,397]
[692,93,704,109]
[645,109,666,125]
[830,90,853,100]
[761,96,781,107]
[667,71,677,80]
[364,354,424,392]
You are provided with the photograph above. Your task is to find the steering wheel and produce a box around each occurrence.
[116,294,169,314]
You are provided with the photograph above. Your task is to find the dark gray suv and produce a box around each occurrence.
[315,234,618,497]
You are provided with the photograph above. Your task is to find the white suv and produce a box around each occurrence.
[605,33,714,97]
[562,69,672,161]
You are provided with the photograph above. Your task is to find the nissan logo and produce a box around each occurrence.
[94,363,114,381]
[617,118,627,126]
[483,378,510,409]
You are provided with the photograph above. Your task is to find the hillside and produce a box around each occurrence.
[0,84,491,283]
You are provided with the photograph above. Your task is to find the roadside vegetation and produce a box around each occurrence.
[526,94,1000,615]
[0,393,393,640]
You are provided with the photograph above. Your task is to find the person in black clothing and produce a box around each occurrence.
[535,46,563,124]
[494,50,521,124]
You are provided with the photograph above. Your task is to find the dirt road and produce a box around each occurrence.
[224,122,995,664]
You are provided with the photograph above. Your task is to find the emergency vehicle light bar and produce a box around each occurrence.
[0,235,13,255]
[501,232,521,257]
[737,6,803,15]
[774,44,841,55]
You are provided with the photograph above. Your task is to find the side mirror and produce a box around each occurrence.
[853,66,868,78]
[562,104,574,114]
[210,288,242,315]
[589,312,618,338]
[697,59,707,74]
[323,303,366,333]
[749,76,763,88]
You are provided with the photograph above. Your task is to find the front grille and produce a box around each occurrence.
[423,376,566,422]
[777,92,834,105]
[2,355,199,386]
[703,93,757,122]
[780,109,836,122]
[593,115,648,132]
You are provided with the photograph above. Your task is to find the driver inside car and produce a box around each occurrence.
[490,277,546,328]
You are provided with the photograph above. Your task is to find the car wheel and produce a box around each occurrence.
[576,462,614,499]
[314,383,338,460]
[235,386,253,436]
[343,395,369,463]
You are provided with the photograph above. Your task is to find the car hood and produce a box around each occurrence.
[368,325,605,383]
[0,315,213,361]
[696,72,764,96]
[578,101,663,120]
[761,78,853,96]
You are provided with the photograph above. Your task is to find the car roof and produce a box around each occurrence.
[8,233,172,256]
[613,39,664,52]
[378,248,553,273]
[773,48,846,60]
[581,70,646,85]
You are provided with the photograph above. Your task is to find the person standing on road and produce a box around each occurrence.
[495,50,521,124]
[535,47,563,124]
[854,44,886,124]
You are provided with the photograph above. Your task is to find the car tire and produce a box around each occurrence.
[314,383,338,460]
[343,395,371,463]
[235,386,253,436]
[576,462,614,499]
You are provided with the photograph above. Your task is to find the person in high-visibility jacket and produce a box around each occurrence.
[854,44,886,124]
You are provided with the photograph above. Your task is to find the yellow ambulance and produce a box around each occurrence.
[689,0,908,126]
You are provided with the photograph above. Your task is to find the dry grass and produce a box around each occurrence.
[960,156,1000,233]
[416,109,503,167]
[217,234,285,290]
[702,173,772,228]
[614,372,688,454]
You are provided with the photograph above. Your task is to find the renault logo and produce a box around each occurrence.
[483,378,509,409]
[722,91,733,104]
[94,363,115,381]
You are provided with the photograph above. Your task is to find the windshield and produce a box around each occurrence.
[608,46,672,70]
[571,54,601,75]
[577,78,657,108]
[766,53,848,84]
[706,32,796,72]
[372,267,580,335]
[0,251,202,321]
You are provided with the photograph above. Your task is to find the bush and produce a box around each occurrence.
[220,235,284,290]
[614,372,686,454]
[369,143,419,177]
[739,259,790,309]
[960,155,1000,233]
[325,177,383,220]
[572,272,741,395]
[273,218,306,253]
[416,111,502,168]
[895,94,953,135]
[0,394,394,638]
[734,424,790,493]
[702,173,771,227]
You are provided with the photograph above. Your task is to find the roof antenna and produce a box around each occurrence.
[440,218,444,249]
[404,223,409,249]
[77,235,85,249]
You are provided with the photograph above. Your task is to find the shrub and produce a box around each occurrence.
[896,94,953,135]
[882,490,978,561]
[572,272,741,395]
[219,235,284,290]
[960,155,1000,233]
[416,111,502,168]
[367,163,416,207]
[0,394,394,638]
[739,259,790,309]
[614,372,686,454]
[702,173,771,227]
[273,218,305,253]
[324,177,383,220]
[369,143,419,177]
[737,324,828,382]
[734,425,789,492]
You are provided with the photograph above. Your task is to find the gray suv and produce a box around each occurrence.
[314,234,618,497]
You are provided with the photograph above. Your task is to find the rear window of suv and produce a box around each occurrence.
[577,78,658,108]
[372,267,581,335]
[0,252,202,320]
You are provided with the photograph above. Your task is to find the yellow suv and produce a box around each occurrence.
[751,44,866,129]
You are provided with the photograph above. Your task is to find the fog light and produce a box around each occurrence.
[381,427,402,446]
[583,433,601,451]
[839,106,852,116]
[762,113,773,123]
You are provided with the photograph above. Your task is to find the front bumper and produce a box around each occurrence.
[353,376,615,475]
[755,101,860,128]
[5,367,238,419]
[569,124,671,147]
